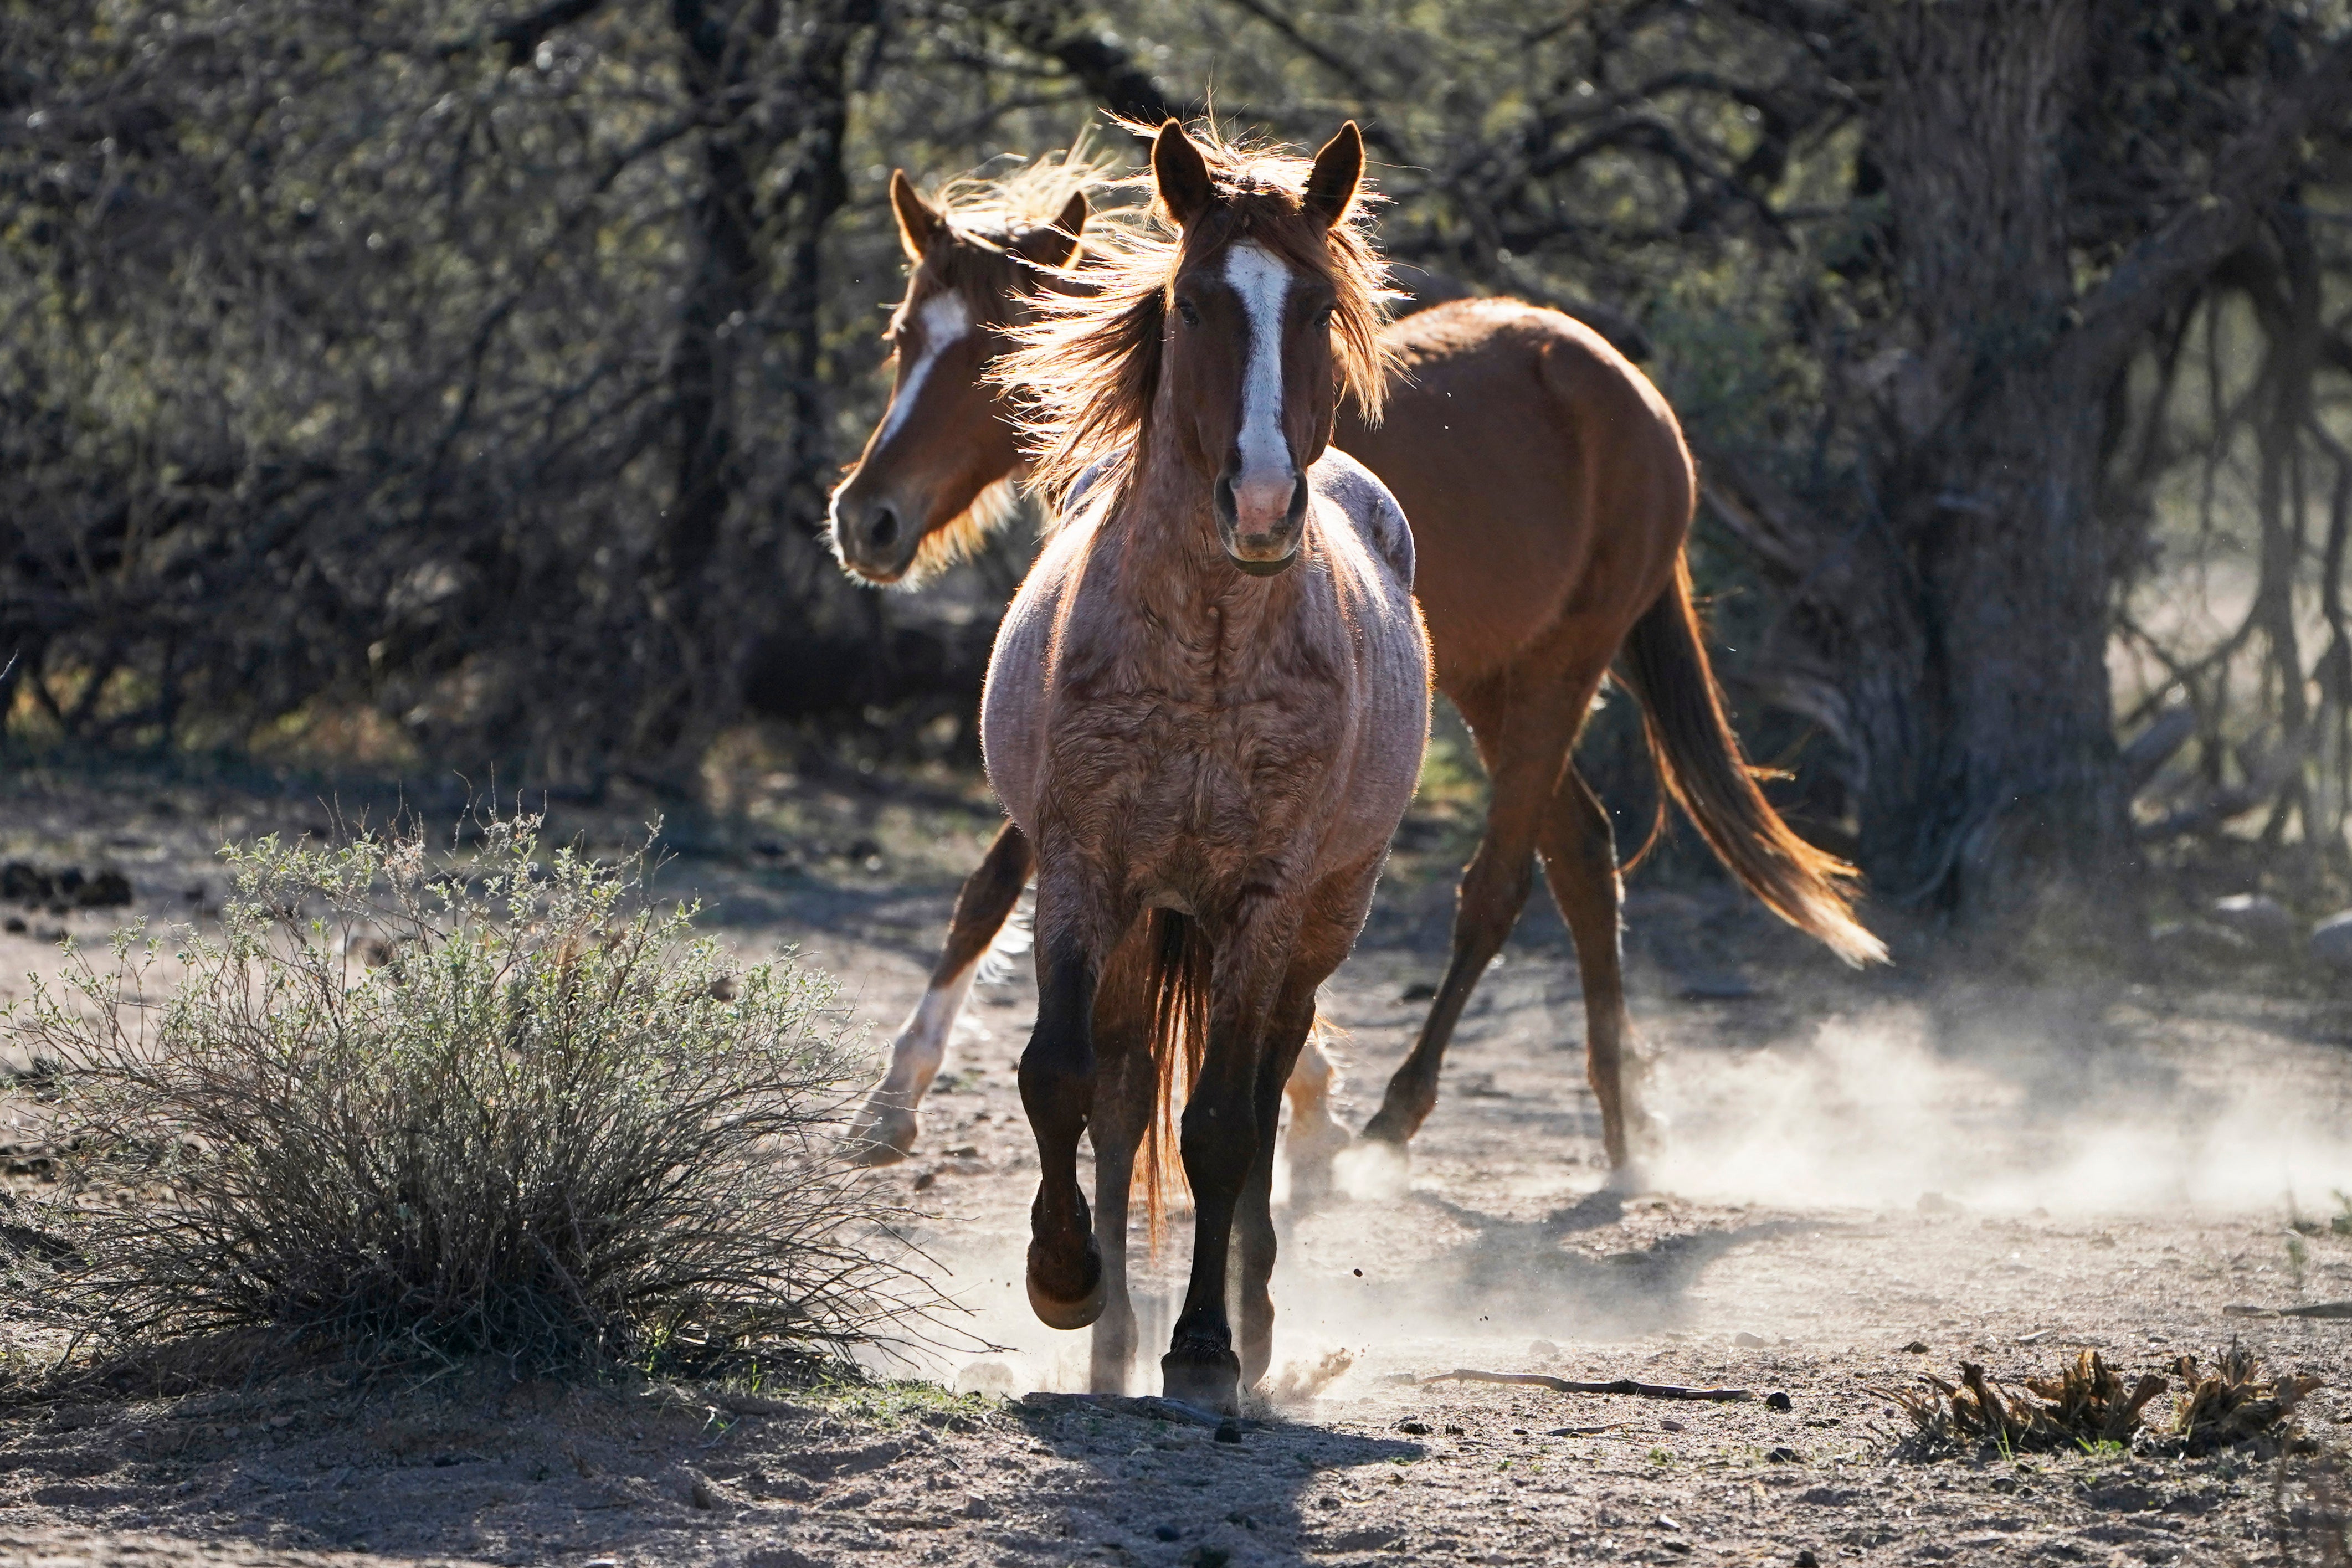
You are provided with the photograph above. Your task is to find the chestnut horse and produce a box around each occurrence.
[831,140,1884,1180]
[983,120,1425,1411]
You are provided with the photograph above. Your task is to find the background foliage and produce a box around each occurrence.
[4,0,2349,920]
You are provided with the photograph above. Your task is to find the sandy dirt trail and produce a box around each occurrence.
[1,765,2350,1567]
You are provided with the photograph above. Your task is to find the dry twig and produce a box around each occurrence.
[1419,1369,1753,1402]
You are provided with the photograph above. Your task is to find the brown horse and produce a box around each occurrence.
[832,139,1884,1180]
[982,120,1426,1412]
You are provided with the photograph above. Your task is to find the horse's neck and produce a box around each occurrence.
[1105,447,1294,643]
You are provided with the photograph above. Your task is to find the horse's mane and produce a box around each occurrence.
[926,138,1136,246]
[995,119,1399,511]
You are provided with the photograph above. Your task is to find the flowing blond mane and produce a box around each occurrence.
[926,137,1139,247]
[994,119,1399,511]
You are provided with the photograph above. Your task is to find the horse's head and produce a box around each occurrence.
[827,169,1088,585]
[1152,120,1372,576]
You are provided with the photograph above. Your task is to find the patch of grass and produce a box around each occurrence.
[9,811,937,1374]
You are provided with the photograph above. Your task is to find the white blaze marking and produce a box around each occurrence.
[1224,241,1295,495]
[876,291,971,449]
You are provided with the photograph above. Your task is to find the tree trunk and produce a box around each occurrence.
[1713,3,2352,945]
[1839,0,2132,936]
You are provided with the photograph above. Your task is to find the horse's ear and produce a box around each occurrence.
[1303,121,1364,228]
[891,169,941,262]
[1152,120,1215,228]
[1016,189,1088,268]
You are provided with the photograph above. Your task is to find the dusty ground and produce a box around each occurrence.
[1,755,2351,1566]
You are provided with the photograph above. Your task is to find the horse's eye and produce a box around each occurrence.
[1315,304,1338,330]
[1175,297,1201,328]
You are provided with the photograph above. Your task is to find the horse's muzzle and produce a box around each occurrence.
[1214,469,1306,577]
[828,492,918,583]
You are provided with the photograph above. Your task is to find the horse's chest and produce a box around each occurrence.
[1048,665,1344,846]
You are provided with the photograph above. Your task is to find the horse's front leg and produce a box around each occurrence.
[1020,904,1107,1330]
[1162,913,1296,1415]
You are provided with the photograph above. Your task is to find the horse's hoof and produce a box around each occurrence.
[1603,1158,1655,1195]
[845,1100,918,1166]
[1162,1343,1243,1417]
[1357,1105,1417,1147]
[1026,1240,1105,1330]
[1287,1114,1353,1169]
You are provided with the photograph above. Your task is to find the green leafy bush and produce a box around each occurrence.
[12,814,928,1370]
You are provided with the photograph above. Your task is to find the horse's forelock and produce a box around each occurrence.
[1000,124,1396,508]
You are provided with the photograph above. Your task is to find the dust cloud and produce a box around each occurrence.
[1644,999,2352,1218]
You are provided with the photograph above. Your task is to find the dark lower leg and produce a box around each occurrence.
[1538,767,1639,1168]
[1086,970,1158,1394]
[1163,1040,1260,1415]
[1238,996,1314,1389]
[1019,941,1102,1329]
[1362,829,1536,1144]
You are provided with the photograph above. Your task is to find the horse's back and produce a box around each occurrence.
[1303,449,1429,870]
[1337,297,1693,688]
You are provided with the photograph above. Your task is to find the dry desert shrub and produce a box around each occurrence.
[7,814,934,1372]
[1883,1345,2322,1460]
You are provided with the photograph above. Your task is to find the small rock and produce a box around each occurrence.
[1659,1418,1685,1432]
[1527,1339,1559,1360]
[2,918,21,934]
[2211,893,2295,951]
[2312,911,2352,973]
[1901,1340,1930,1354]
[1396,1418,1431,1435]
[1214,1420,1242,1444]
[1178,1549,1230,1568]
[963,1495,993,1520]
[1766,1445,1801,1463]
[1765,1391,1794,1412]
[1398,981,1437,1003]
[1794,1552,1821,1568]
[1733,1331,1770,1348]
[1917,1191,1963,1216]
[1153,1524,1182,1541]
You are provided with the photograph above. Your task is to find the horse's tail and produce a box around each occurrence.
[1616,552,1887,966]
[1135,908,1212,1247]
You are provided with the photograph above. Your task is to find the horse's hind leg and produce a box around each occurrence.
[850,821,1031,1165]
[1085,924,1160,1394]
[1239,979,1324,1389]
[1536,762,1645,1171]
[1362,678,1578,1146]
[1281,1027,1348,1202]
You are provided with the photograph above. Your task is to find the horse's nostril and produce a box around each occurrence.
[869,506,901,550]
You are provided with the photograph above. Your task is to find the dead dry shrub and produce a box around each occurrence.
[2171,1344,2327,1457]
[1882,1345,2322,1460]
[7,814,934,1372]
[1883,1351,2168,1457]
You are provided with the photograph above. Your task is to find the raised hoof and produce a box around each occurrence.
[1356,1105,1417,1147]
[1161,1343,1244,1417]
[845,1099,918,1167]
[1026,1239,1105,1330]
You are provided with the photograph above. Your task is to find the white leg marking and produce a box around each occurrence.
[1224,241,1295,507]
[875,291,972,451]
[876,955,981,1104]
